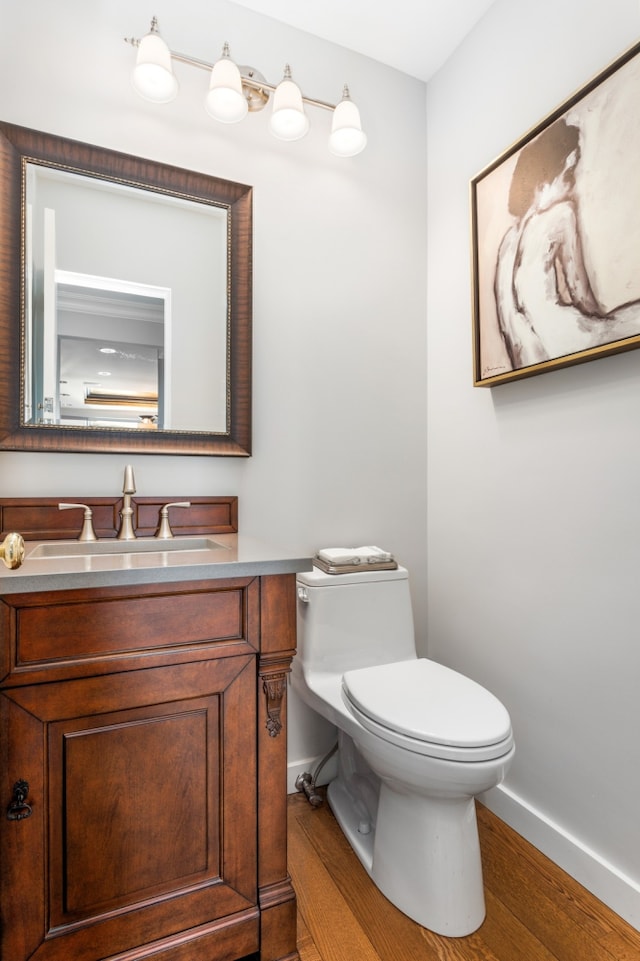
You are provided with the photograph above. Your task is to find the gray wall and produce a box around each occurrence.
[427,0,640,928]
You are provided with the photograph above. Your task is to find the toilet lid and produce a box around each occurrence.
[342,659,513,758]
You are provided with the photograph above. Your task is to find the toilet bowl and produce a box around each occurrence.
[292,565,515,937]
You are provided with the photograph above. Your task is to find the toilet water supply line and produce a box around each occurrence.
[295,743,338,807]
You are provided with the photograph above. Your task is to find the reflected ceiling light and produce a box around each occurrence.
[131,16,179,103]
[125,18,366,157]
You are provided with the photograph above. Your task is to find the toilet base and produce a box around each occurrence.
[327,765,486,937]
[374,782,485,936]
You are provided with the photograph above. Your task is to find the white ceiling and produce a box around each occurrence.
[228,0,497,82]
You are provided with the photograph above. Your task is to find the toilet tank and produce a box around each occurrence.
[296,565,416,676]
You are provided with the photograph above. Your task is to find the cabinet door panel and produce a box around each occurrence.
[50,699,217,921]
[0,655,257,961]
[0,695,46,961]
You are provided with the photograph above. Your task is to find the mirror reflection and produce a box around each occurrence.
[39,273,166,428]
[25,165,228,433]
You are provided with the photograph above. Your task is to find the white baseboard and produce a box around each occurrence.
[287,752,338,796]
[479,783,640,932]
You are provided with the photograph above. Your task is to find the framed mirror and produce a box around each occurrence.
[0,122,252,455]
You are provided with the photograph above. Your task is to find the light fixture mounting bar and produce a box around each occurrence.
[125,21,367,157]
[124,37,336,112]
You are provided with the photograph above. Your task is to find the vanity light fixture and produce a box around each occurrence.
[268,64,309,142]
[131,18,179,103]
[125,17,367,157]
[205,42,248,124]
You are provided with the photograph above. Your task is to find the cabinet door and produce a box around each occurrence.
[0,655,258,961]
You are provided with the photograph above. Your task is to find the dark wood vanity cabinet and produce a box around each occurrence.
[0,574,299,961]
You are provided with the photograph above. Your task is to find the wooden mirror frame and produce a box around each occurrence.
[0,122,252,456]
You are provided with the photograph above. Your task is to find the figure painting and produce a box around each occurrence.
[471,41,640,386]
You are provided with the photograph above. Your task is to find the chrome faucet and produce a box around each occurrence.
[117,465,137,540]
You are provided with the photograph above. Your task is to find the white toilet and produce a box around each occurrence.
[292,564,515,938]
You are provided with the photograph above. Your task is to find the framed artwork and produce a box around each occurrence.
[471,40,640,387]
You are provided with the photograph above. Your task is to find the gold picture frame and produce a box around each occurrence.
[471,40,640,387]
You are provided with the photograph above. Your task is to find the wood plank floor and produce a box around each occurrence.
[287,791,640,961]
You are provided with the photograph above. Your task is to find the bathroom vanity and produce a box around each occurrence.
[0,496,311,961]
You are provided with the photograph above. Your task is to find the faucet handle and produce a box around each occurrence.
[58,503,98,542]
[156,502,191,539]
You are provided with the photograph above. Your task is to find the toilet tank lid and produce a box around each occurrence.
[342,658,512,748]
[297,565,409,587]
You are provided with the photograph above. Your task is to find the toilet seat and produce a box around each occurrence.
[342,658,514,762]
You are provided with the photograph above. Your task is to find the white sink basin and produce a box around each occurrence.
[29,537,227,559]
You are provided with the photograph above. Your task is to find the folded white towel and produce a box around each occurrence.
[317,546,394,566]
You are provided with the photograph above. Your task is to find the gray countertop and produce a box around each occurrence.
[0,534,314,595]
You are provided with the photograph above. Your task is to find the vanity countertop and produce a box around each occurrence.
[0,534,314,595]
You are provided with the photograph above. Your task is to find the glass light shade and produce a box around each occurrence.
[205,54,248,123]
[329,97,367,157]
[269,74,309,142]
[132,31,178,103]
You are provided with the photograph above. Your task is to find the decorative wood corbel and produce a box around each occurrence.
[263,672,288,737]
